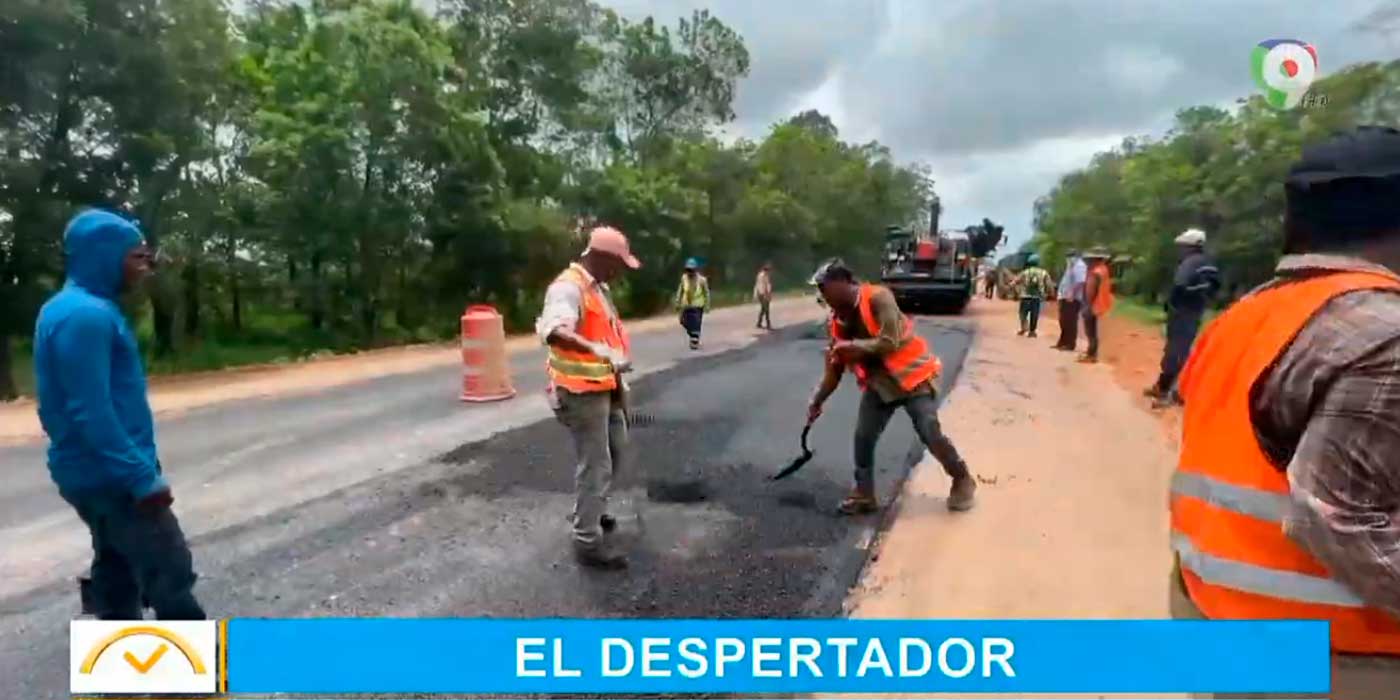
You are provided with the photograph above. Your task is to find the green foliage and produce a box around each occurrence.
[1033,60,1400,302]
[0,0,932,398]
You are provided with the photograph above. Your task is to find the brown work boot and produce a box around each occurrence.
[947,475,977,512]
[573,539,628,570]
[837,490,879,515]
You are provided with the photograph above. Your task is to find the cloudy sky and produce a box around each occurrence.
[602,0,1398,251]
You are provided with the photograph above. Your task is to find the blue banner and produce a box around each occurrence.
[225,618,1328,694]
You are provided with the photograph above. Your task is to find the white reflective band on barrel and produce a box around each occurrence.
[1171,471,1290,523]
[1172,534,1366,608]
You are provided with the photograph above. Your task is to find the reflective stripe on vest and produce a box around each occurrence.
[1171,269,1400,654]
[830,284,941,391]
[546,265,629,393]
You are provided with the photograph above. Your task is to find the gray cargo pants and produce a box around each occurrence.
[554,388,629,546]
[854,390,970,495]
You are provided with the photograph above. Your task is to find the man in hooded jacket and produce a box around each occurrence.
[34,209,205,620]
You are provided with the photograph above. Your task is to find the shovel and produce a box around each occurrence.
[770,421,816,481]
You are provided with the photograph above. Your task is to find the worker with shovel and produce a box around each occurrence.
[804,259,977,515]
[536,226,640,570]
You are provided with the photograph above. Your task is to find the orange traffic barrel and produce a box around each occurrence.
[459,305,516,402]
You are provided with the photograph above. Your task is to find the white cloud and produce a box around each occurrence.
[603,0,1396,250]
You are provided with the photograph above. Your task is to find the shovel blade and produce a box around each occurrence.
[770,451,814,481]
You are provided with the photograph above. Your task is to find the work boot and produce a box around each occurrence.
[1017,328,1026,336]
[600,513,617,532]
[1143,385,1164,400]
[1077,353,1097,364]
[837,490,879,516]
[947,475,977,512]
[1152,392,1183,410]
[1028,330,1038,338]
[573,540,628,570]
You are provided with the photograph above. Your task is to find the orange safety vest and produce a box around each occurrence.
[1087,263,1114,316]
[829,283,942,392]
[1172,269,1400,655]
[546,264,631,393]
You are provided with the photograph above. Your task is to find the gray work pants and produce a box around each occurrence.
[554,388,629,546]
[854,390,970,495]
[61,488,205,620]
[1155,308,1204,394]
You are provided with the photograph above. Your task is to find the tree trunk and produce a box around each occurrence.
[0,335,17,401]
[150,288,177,357]
[231,268,243,332]
[182,261,200,336]
[309,252,324,330]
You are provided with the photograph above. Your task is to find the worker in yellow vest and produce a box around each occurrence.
[806,259,977,515]
[675,258,710,350]
[1169,126,1400,698]
[536,226,640,569]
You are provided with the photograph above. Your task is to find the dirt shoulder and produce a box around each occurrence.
[846,297,1177,619]
[0,295,816,444]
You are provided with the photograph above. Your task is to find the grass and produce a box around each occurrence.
[1110,295,1220,336]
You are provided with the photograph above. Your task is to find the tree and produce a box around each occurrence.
[786,109,838,139]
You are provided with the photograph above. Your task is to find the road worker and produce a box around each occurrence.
[1077,248,1113,364]
[675,258,710,350]
[805,259,976,515]
[536,226,641,569]
[1169,126,1400,698]
[1013,253,1053,337]
[1145,228,1219,408]
[754,262,775,330]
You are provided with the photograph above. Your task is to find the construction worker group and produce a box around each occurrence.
[31,122,1400,699]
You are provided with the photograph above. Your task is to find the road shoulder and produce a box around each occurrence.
[847,299,1176,618]
[0,296,817,444]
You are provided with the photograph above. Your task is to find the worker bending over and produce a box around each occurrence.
[1169,126,1400,698]
[675,258,710,350]
[805,259,977,515]
[536,226,640,569]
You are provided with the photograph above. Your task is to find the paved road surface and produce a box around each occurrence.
[0,307,972,699]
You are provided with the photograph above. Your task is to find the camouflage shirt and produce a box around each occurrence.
[1015,267,1053,299]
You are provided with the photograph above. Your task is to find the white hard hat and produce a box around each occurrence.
[1175,228,1206,246]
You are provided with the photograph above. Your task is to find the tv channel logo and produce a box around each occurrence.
[70,620,219,694]
[1251,39,1318,109]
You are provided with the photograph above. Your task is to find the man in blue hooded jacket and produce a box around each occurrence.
[33,209,205,620]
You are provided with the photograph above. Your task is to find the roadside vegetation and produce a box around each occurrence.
[1030,59,1400,304]
[0,0,940,399]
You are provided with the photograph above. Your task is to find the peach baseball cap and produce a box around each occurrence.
[584,226,641,269]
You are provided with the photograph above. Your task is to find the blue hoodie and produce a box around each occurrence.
[33,210,165,499]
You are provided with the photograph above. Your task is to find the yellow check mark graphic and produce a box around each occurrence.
[123,643,169,674]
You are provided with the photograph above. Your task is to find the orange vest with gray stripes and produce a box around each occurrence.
[546,265,631,393]
[829,284,942,391]
[1173,269,1400,655]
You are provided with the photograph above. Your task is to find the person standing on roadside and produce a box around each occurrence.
[1078,249,1114,364]
[1014,254,1054,337]
[1145,229,1220,408]
[1053,250,1088,351]
[675,258,710,350]
[1168,126,1400,699]
[754,262,774,330]
[805,259,977,516]
[33,209,205,620]
[537,226,641,569]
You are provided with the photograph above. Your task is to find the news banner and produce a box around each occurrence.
[71,618,1331,697]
